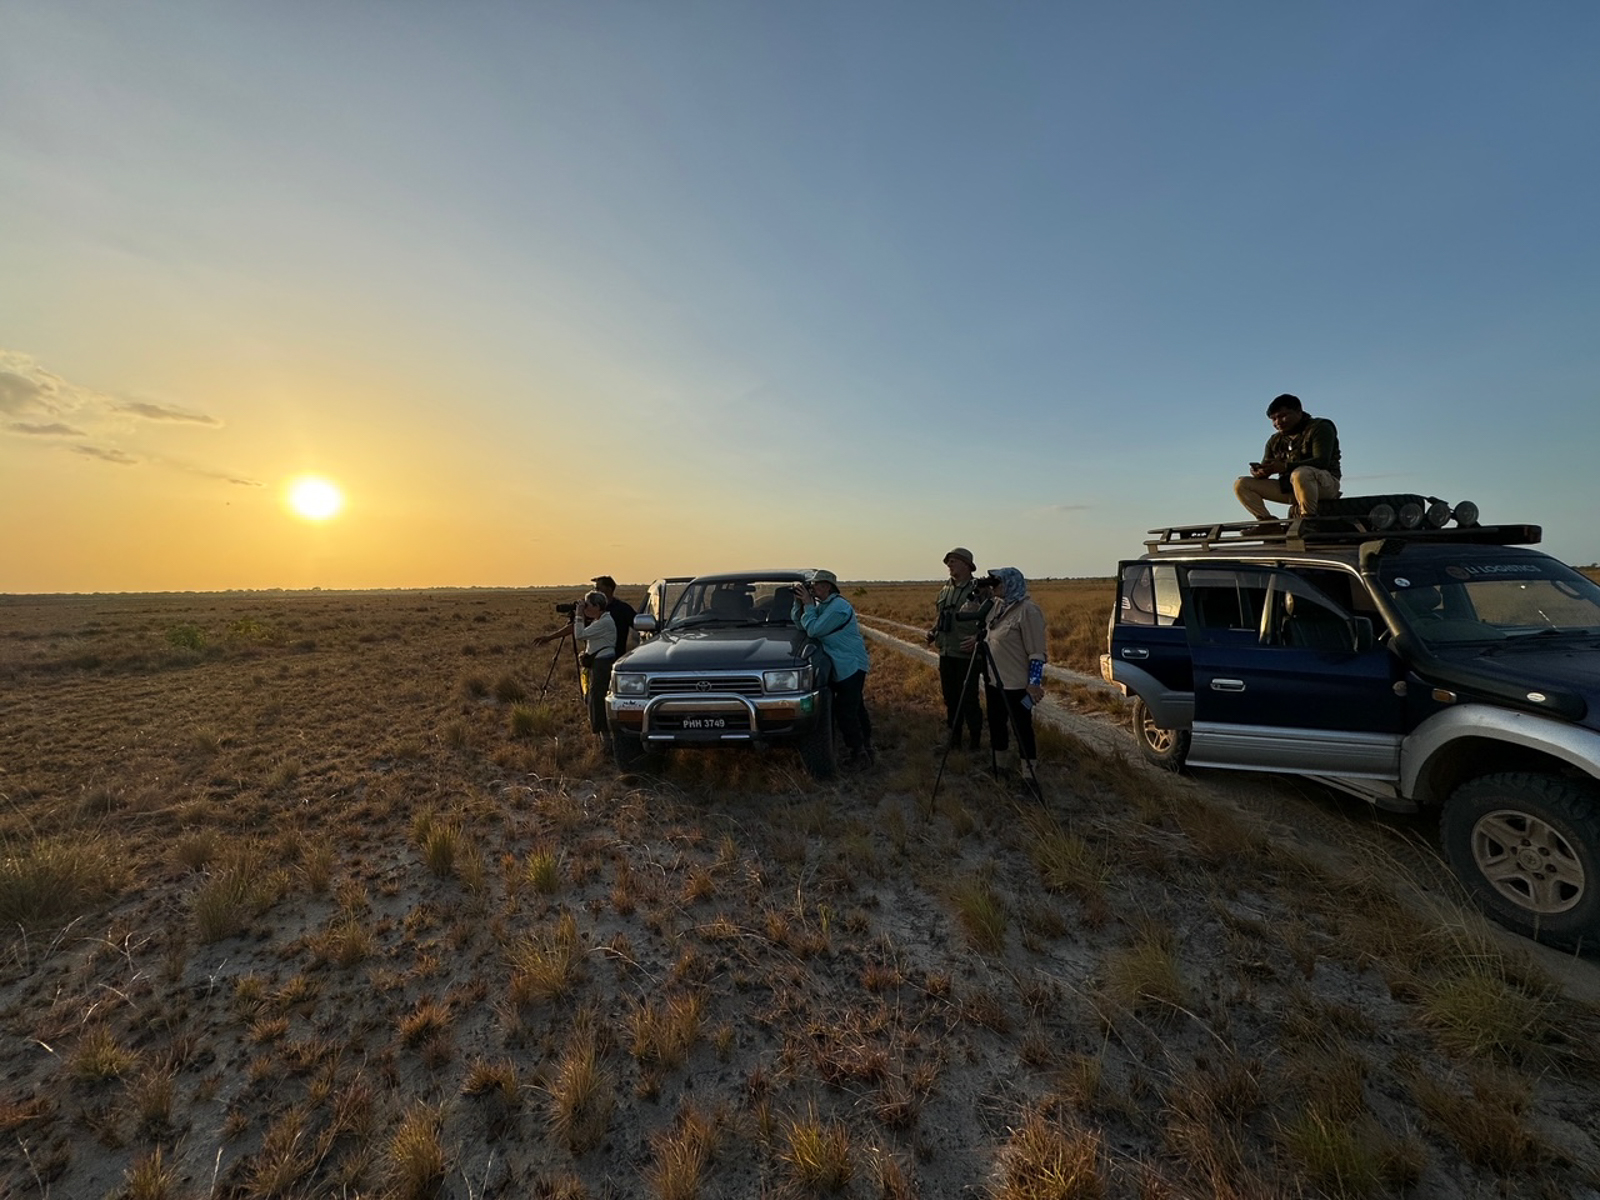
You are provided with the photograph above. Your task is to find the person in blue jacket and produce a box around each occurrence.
[791,568,875,768]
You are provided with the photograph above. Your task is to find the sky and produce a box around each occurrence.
[2,2,1597,593]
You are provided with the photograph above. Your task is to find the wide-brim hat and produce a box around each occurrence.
[943,547,976,570]
[806,569,839,586]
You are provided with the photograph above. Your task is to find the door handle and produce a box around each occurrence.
[1119,648,1150,660]
[1210,678,1246,692]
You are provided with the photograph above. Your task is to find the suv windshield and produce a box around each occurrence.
[666,578,802,628]
[1383,555,1600,645]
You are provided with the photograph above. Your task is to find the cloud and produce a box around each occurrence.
[74,444,140,466]
[0,370,65,417]
[112,399,223,426]
[3,347,251,483]
[157,457,264,487]
[7,421,85,436]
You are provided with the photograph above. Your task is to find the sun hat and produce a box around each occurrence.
[943,547,976,570]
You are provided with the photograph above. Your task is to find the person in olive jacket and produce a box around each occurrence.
[1234,393,1342,521]
[926,547,991,751]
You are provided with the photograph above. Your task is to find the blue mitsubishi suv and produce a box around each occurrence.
[1102,518,1600,949]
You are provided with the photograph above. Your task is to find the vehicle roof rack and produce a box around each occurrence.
[1144,519,1542,556]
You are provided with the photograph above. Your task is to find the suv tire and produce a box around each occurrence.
[1132,697,1190,771]
[796,688,838,780]
[611,729,660,774]
[1442,772,1600,949]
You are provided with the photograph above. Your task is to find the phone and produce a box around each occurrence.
[1250,462,1264,471]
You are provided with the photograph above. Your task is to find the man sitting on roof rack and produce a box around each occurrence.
[1233,393,1342,523]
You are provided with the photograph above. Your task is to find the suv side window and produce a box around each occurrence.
[1185,568,1271,642]
[1119,564,1182,627]
[1268,574,1358,652]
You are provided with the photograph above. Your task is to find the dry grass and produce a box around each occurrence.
[991,1112,1104,1199]
[781,1108,853,1193]
[549,1027,615,1154]
[0,833,127,926]
[3,587,1599,1200]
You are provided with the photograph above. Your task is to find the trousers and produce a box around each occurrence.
[939,654,983,744]
[986,685,1037,759]
[1234,467,1341,519]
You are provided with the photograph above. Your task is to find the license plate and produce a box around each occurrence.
[681,717,727,730]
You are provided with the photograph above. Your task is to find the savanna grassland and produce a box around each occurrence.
[851,579,1115,678]
[3,586,1599,1199]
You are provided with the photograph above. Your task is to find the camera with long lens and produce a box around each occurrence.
[791,581,815,596]
[554,601,578,616]
[975,574,1001,589]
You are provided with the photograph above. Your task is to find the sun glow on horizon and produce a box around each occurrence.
[285,475,345,521]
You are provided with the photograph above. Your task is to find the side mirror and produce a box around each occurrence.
[1350,616,1374,653]
[633,614,658,635]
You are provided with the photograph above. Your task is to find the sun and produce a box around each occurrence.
[285,475,345,521]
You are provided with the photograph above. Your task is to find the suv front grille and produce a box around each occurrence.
[647,675,764,697]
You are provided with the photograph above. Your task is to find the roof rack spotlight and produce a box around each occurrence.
[1397,502,1424,529]
[1424,498,1452,529]
[1368,503,1397,531]
[1453,500,1480,528]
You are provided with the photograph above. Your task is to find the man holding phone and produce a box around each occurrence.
[1233,393,1342,522]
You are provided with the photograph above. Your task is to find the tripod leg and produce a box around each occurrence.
[929,642,988,816]
[537,637,566,699]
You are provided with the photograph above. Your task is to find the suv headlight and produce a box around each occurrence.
[613,673,647,696]
[763,666,813,693]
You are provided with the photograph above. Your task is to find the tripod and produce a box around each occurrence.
[929,633,1044,811]
[537,620,584,705]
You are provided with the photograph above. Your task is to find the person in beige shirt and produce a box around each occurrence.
[979,567,1046,778]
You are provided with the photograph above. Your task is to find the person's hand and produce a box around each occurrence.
[959,635,977,654]
[1260,459,1286,475]
[925,628,937,644]
[1026,684,1044,704]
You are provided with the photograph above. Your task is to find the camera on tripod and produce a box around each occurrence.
[554,601,579,616]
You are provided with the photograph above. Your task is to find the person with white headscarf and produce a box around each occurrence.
[981,567,1047,776]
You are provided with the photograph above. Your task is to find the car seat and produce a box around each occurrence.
[1281,592,1352,652]
[1395,586,1443,622]
[708,589,752,620]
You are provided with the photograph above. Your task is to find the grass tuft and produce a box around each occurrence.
[192,842,288,942]
[0,834,127,926]
[992,1112,1104,1199]
[549,1028,615,1153]
[71,1025,139,1082]
[386,1101,448,1200]
[951,874,1007,953]
[646,1102,717,1200]
[509,911,582,1006]
[1419,965,1552,1059]
[781,1108,853,1193]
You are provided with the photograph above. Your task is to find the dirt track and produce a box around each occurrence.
[860,618,1600,1005]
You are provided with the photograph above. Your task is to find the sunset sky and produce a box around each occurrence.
[3,3,1597,593]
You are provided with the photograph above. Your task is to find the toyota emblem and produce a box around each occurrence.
[695,680,712,692]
